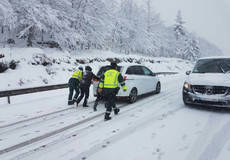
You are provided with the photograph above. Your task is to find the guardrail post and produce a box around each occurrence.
[7,96,10,104]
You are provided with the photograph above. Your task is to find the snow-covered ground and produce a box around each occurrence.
[1,74,230,160]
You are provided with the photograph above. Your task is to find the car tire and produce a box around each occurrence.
[155,82,161,94]
[128,88,138,103]
[182,92,189,106]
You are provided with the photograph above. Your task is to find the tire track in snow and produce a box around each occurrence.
[7,84,179,160]
[10,82,182,160]
[0,101,94,134]
[1,75,185,159]
[72,101,184,160]
[185,114,229,160]
[198,119,230,160]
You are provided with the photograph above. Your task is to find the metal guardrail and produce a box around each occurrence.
[155,72,178,75]
[0,84,68,104]
[0,72,178,104]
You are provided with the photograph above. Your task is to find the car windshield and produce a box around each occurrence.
[97,65,122,77]
[193,58,230,73]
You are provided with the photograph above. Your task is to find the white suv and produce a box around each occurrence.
[183,57,230,107]
[93,64,161,103]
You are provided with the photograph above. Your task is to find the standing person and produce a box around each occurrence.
[68,66,83,105]
[76,66,99,107]
[98,62,127,121]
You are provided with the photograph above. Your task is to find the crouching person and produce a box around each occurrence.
[68,66,83,105]
[98,62,127,121]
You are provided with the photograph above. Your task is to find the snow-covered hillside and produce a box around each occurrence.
[0,48,194,90]
[0,0,223,61]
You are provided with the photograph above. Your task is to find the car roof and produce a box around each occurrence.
[198,56,230,60]
[98,64,146,74]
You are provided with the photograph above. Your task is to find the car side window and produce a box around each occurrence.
[126,66,144,75]
[142,66,153,76]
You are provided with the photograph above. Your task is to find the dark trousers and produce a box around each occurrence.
[93,93,103,108]
[68,78,80,102]
[103,88,117,114]
[77,86,89,106]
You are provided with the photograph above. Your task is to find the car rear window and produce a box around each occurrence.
[126,66,144,75]
[97,65,122,77]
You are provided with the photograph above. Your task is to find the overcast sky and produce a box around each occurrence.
[136,0,230,55]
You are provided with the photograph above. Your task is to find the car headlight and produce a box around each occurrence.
[184,82,190,89]
[183,82,193,92]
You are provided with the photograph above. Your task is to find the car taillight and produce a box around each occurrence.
[123,76,127,81]
[92,78,99,82]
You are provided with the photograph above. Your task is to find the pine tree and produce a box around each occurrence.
[183,38,200,61]
[174,10,186,40]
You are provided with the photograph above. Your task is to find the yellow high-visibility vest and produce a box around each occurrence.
[72,69,83,80]
[102,69,119,88]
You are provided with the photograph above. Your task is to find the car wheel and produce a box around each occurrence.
[155,82,161,94]
[129,88,138,103]
[182,92,189,106]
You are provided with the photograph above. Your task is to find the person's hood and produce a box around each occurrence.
[187,73,230,87]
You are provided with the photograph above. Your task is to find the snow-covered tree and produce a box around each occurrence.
[183,37,200,61]
[174,10,186,40]
[0,0,222,58]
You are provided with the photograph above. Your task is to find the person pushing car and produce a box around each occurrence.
[76,66,99,107]
[68,66,83,105]
[98,62,127,121]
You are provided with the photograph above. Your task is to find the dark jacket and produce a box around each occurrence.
[80,70,99,87]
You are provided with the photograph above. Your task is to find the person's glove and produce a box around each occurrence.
[122,85,127,92]
[98,88,103,94]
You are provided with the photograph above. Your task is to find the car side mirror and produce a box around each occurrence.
[186,71,191,75]
[151,72,156,76]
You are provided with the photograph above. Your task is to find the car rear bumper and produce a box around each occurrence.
[183,90,230,107]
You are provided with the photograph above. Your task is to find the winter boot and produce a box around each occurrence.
[68,100,74,105]
[104,113,112,121]
[83,99,88,107]
[93,102,98,111]
[114,108,120,115]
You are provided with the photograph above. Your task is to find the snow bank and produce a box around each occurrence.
[0,48,194,90]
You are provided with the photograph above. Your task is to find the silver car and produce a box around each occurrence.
[183,57,230,107]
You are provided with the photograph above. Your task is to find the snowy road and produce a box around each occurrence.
[1,75,230,160]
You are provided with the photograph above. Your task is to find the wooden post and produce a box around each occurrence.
[7,96,10,104]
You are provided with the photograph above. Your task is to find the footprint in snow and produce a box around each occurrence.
[182,134,187,140]
[151,133,156,139]
[102,144,107,148]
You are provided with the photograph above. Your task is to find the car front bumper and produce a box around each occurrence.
[183,90,230,107]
